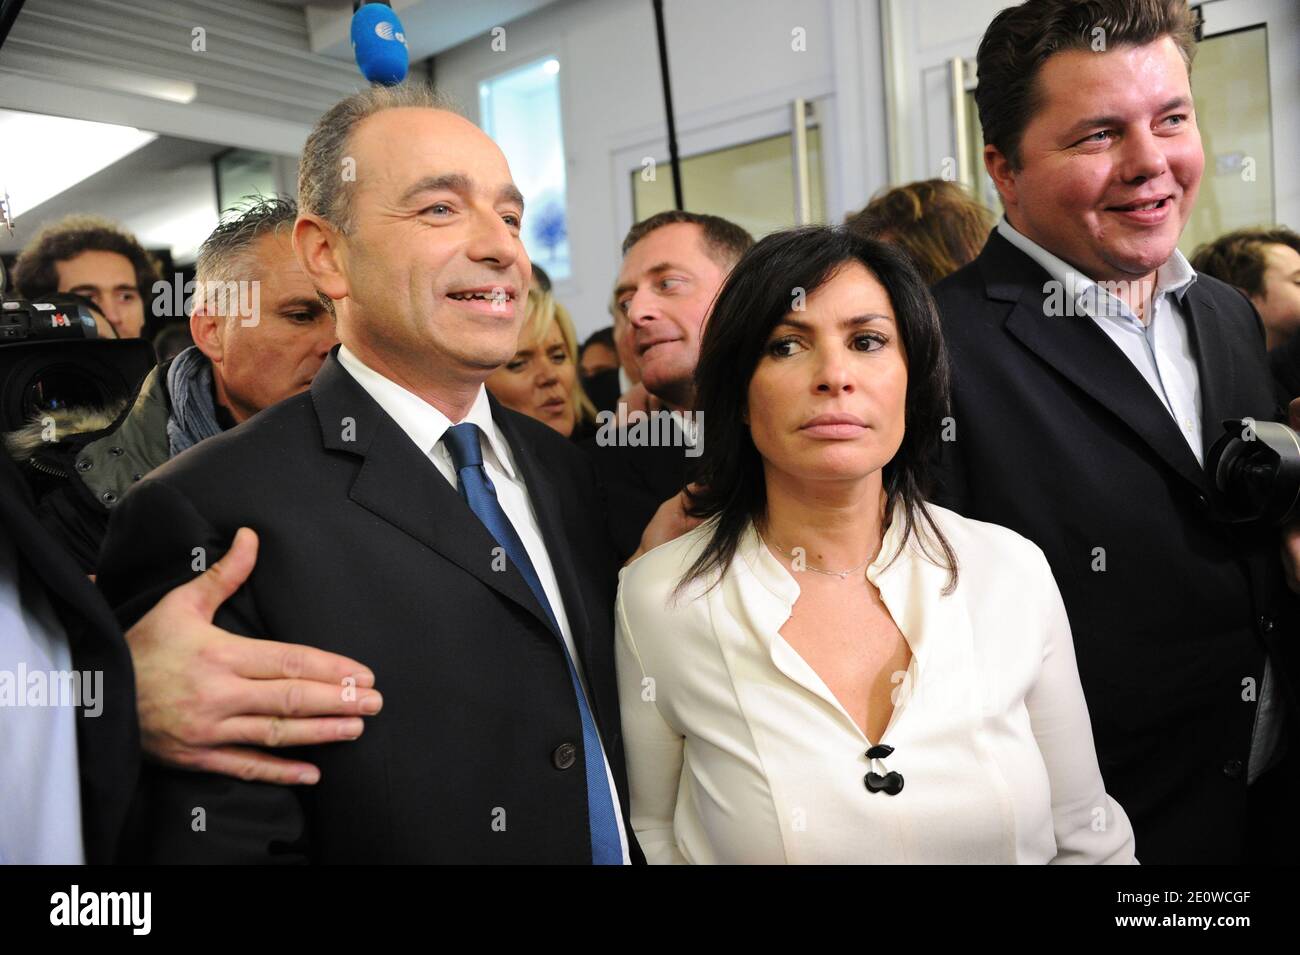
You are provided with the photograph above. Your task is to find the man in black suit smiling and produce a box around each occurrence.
[931,0,1299,863]
[99,83,638,863]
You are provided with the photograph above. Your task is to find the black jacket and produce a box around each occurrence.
[583,368,623,416]
[580,422,695,562]
[0,450,139,863]
[932,230,1300,863]
[97,351,642,863]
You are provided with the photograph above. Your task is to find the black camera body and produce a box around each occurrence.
[1206,418,1300,526]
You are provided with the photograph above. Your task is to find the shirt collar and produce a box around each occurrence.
[733,498,954,680]
[336,344,517,480]
[996,216,1197,324]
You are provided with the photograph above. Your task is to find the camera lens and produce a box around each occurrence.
[22,364,108,418]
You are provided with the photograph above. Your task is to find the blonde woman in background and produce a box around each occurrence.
[486,285,598,440]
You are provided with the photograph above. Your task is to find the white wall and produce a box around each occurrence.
[433,0,888,336]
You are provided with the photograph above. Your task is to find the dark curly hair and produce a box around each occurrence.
[12,214,160,299]
[677,225,958,596]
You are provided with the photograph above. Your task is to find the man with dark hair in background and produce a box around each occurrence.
[1191,227,1300,352]
[6,196,336,571]
[1191,228,1300,404]
[583,210,753,559]
[932,0,1299,863]
[11,214,160,340]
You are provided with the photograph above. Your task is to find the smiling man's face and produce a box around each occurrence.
[614,223,729,410]
[326,107,531,387]
[988,36,1204,283]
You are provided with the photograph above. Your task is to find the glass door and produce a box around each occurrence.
[628,100,828,241]
[1181,5,1278,256]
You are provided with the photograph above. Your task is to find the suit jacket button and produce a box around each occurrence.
[1259,615,1276,634]
[1223,759,1244,780]
[552,743,577,770]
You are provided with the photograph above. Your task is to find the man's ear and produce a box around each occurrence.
[189,300,223,364]
[983,143,1019,212]
[294,214,349,307]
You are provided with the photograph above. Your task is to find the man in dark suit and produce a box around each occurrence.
[582,211,752,559]
[0,450,137,863]
[932,0,1298,863]
[98,83,639,863]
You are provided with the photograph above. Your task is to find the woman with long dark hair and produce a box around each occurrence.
[615,226,1135,864]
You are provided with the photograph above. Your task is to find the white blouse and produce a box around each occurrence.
[615,502,1137,864]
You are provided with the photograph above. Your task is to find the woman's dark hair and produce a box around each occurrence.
[677,225,958,596]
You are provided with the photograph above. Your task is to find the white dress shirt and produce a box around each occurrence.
[0,535,85,864]
[615,501,1137,864]
[336,346,630,863]
[997,217,1204,463]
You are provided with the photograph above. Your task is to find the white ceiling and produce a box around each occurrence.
[0,0,568,264]
[0,136,227,261]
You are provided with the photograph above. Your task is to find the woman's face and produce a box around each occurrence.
[746,261,908,489]
[486,322,577,437]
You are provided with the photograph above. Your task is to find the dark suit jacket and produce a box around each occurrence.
[580,423,695,562]
[0,451,138,863]
[583,368,623,416]
[932,231,1299,863]
[97,351,642,864]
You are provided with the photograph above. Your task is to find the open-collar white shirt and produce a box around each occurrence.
[997,217,1203,464]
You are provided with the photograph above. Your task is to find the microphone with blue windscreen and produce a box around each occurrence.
[351,2,409,86]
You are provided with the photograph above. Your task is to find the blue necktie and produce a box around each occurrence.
[441,422,623,865]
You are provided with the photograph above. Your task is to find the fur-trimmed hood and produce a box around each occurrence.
[4,402,128,463]
[4,362,173,509]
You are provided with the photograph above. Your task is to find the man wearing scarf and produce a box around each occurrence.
[6,196,336,572]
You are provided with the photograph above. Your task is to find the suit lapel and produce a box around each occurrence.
[983,233,1211,494]
[1181,281,1241,454]
[311,354,556,636]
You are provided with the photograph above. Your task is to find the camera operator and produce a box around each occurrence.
[7,196,337,572]
[11,214,159,340]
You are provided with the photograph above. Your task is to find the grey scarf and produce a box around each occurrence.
[166,346,223,456]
